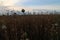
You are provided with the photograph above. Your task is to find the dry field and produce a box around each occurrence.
[0,15,60,40]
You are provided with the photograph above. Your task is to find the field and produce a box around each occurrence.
[0,15,60,40]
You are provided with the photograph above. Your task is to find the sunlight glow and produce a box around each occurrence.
[0,0,28,6]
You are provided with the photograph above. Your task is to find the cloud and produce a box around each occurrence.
[7,5,60,11]
[0,0,60,11]
[27,5,60,10]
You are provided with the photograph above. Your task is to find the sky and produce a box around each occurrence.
[0,0,60,11]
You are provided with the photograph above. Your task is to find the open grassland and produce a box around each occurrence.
[0,15,60,40]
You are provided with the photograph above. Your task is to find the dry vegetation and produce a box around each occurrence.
[0,15,60,40]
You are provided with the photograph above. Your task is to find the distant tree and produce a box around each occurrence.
[7,13,9,16]
[28,11,31,15]
[2,14,5,16]
[33,12,36,15]
[14,13,17,14]
[21,9,25,15]
[13,12,17,16]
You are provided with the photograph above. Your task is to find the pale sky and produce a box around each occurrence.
[0,0,60,11]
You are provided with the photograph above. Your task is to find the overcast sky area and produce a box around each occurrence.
[0,0,60,11]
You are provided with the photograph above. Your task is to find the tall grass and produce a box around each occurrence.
[0,15,60,40]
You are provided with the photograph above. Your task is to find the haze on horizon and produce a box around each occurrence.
[0,0,60,11]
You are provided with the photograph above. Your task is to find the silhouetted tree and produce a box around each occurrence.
[21,9,25,15]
